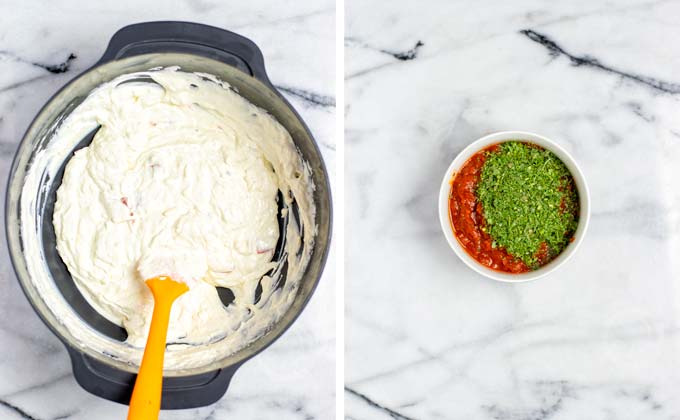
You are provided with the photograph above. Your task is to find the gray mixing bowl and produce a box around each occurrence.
[5,21,331,408]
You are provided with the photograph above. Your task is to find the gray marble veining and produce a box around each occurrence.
[0,1,335,419]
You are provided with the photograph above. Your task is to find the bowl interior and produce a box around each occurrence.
[438,131,589,282]
[6,53,331,376]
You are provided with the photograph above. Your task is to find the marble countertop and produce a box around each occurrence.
[345,0,680,419]
[0,1,335,419]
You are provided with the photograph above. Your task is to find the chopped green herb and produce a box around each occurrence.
[476,142,579,268]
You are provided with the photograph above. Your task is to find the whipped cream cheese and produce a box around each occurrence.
[21,68,315,370]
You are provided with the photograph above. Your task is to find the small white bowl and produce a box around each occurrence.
[438,131,590,282]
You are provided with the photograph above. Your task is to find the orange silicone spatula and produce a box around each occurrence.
[127,276,188,420]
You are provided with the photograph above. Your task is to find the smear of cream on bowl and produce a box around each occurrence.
[21,67,315,370]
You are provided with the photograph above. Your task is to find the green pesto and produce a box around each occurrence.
[476,142,579,269]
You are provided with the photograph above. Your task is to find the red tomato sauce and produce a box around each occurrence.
[448,145,529,273]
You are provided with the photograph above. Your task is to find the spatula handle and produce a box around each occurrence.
[127,278,188,420]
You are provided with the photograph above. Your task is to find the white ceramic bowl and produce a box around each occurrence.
[438,131,590,282]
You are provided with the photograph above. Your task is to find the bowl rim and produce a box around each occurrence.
[5,51,332,377]
[438,130,590,283]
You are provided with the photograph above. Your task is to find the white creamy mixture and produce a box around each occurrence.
[21,68,315,369]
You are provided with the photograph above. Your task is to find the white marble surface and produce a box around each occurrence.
[0,1,335,419]
[345,0,680,418]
